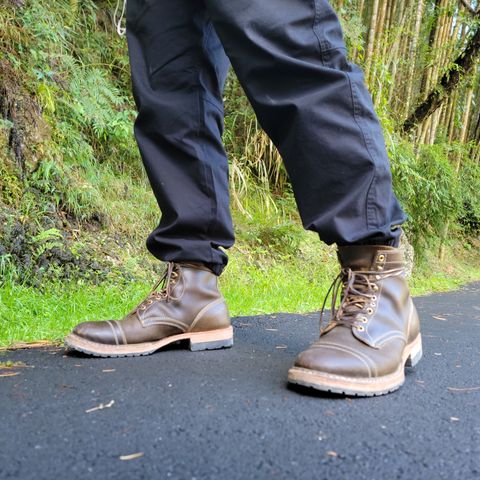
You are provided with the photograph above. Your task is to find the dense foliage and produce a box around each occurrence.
[0,0,479,286]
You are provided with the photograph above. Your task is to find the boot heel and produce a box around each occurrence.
[188,327,234,352]
[405,335,423,367]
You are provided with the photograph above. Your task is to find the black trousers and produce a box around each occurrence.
[126,0,406,275]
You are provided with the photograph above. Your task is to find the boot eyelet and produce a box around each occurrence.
[140,306,146,310]
[367,308,374,315]
[371,302,376,307]
[356,325,366,332]
[372,295,377,300]
[359,316,368,323]
[378,254,385,262]
[147,300,153,305]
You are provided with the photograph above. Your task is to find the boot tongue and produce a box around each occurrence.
[337,245,396,270]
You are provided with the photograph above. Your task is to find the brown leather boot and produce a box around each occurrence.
[288,245,422,396]
[65,262,233,357]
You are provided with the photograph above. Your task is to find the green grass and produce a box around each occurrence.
[1,240,479,347]
[410,260,480,296]
[0,0,479,349]
[0,281,150,346]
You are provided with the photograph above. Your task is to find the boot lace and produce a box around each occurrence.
[320,266,403,334]
[135,262,181,313]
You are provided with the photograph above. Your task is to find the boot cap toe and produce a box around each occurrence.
[72,321,117,345]
[295,342,375,378]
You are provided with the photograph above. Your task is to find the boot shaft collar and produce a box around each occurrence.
[337,245,404,272]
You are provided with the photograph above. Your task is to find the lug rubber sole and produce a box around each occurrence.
[287,334,422,397]
[64,326,234,358]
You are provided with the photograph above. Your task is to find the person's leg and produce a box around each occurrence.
[203,0,420,396]
[204,0,405,246]
[127,0,234,276]
[66,1,235,357]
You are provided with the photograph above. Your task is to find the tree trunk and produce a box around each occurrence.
[402,25,480,133]
[365,0,381,81]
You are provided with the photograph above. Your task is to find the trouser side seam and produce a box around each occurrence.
[346,75,379,230]
[199,19,219,265]
[311,0,326,65]
[201,95,224,115]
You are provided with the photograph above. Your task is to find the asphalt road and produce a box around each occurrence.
[1,283,479,480]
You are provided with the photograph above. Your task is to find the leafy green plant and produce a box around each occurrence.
[0,0,478,289]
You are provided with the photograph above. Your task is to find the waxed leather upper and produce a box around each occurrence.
[294,246,420,378]
[72,263,231,345]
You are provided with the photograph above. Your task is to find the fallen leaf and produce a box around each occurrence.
[0,361,27,369]
[0,340,55,351]
[447,386,480,393]
[119,452,144,461]
[85,400,115,413]
[0,372,20,378]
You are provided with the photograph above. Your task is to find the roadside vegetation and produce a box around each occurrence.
[0,0,479,346]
